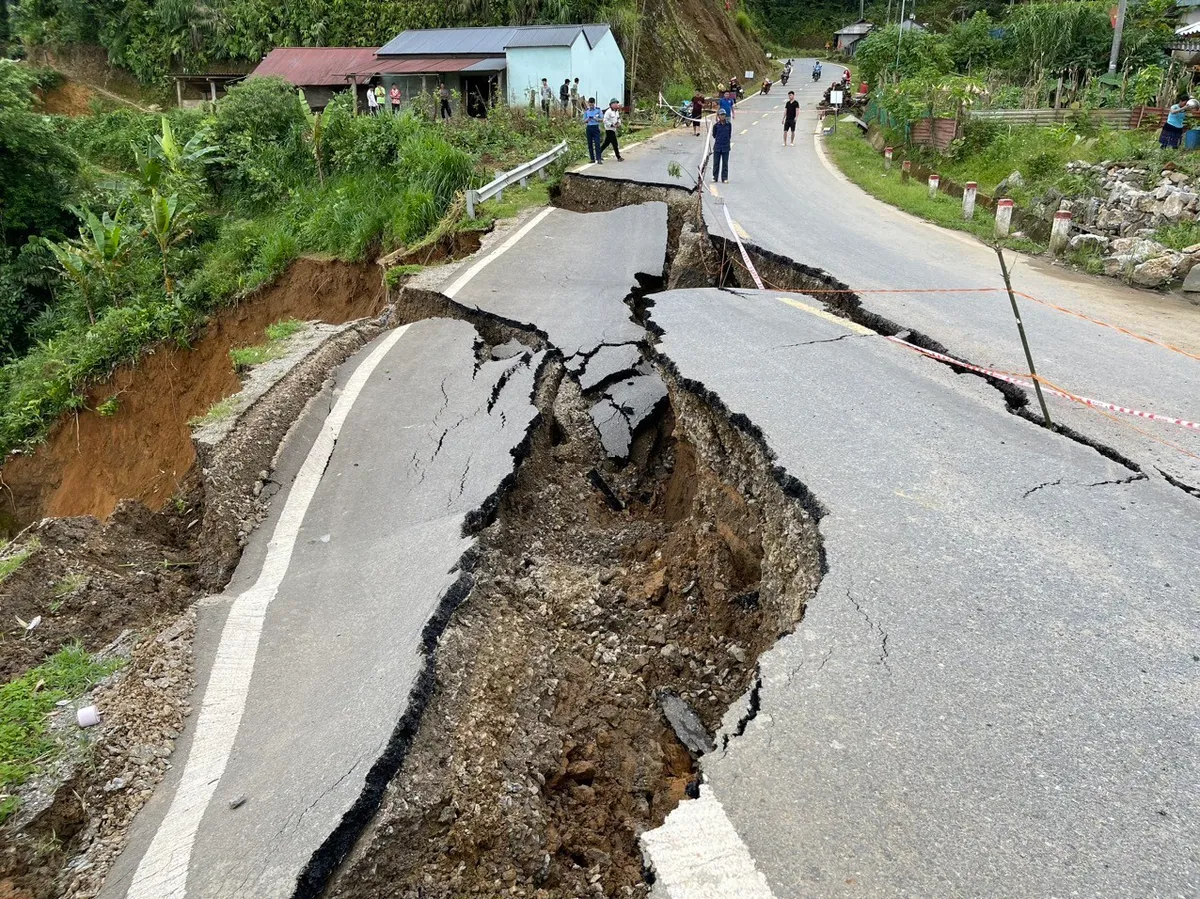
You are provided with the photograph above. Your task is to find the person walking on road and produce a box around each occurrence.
[438,82,452,119]
[691,91,704,136]
[389,83,401,114]
[783,90,799,146]
[583,97,604,163]
[712,108,731,183]
[600,98,624,162]
[540,78,553,116]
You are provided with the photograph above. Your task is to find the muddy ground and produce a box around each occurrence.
[1,259,385,529]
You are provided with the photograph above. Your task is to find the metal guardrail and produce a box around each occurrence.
[465,140,569,218]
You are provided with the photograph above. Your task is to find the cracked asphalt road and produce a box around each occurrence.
[592,71,1200,488]
[647,287,1200,897]
[100,319,543,899]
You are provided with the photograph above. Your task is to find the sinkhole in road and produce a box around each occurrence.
[319,335,822,894]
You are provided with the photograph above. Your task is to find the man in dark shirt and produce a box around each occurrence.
[712,109,732,183]
[783,90,800,146]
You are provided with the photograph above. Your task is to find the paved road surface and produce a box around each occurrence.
[588,69,1200,489]
[101,319,543,899]
[643,287,1200,897]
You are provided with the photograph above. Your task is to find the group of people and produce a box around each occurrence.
[707,89,803,182]
[364,81,454,119]
[537,77,592,116]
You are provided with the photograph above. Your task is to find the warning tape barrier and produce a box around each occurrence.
[885,336,1200,432]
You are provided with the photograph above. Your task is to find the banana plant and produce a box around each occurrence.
[144,191,192,295]
[43,207,131,323]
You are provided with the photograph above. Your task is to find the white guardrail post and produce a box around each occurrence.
[465,140,569,219]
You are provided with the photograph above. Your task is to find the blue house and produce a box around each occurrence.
[376,24,626,114]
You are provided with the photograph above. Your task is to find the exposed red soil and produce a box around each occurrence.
[0,259,385,529]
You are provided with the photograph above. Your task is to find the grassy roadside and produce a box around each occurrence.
[823,128,1043,253]
[0,644,124,824]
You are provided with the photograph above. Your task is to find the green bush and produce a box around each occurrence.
[213,77,314,206]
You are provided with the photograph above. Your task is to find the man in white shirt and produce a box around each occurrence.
[540,78,552,116]
[599,98,623,162]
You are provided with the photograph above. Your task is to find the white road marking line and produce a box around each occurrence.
[444,207,555,297]
[641,784,777,898]
[125,323,414,899]
[732,220,751,240]
[739,128,748,135]
[708,183,721,197]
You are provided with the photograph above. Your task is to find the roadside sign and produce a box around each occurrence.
[831,89,844,106]
[745,71,754,79]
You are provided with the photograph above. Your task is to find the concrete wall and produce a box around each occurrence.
[506,46,572,107]
[505,32,625,108]
[572,30,625,107]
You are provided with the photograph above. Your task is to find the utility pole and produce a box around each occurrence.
[1108,0,1128,75]
[895,0,906,75]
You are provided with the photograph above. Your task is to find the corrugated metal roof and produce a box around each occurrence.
[466,57,508,72]
[1178,20,1200,34]
[379,27,517,57]
[835,22,874,35]
[581,25,611,47]
[379,24,613,56]
[251,47,382,86]
[505,25,588,48]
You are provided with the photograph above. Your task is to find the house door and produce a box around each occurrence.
[462,75,498,117]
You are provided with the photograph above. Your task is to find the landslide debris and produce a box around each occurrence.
[326,365,821,898]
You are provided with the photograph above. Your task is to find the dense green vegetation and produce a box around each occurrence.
[0,642,124,824]
[3,0,648,85]
[0,64,582,459]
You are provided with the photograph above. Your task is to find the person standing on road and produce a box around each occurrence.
[583,97,604,163]
[599,98,624,162]
[712,108,731,183]
[782,90,799,146]
[438,82,452,119]
[540,78,553,116]
[389,83,401,114]
[718,90,734,121]
[691,91,704,136]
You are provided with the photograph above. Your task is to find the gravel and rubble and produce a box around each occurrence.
[325,369,821,899]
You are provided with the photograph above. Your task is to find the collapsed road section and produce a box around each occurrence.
[99,318,545,899]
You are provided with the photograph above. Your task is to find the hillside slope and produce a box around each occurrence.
[5,0,769,97]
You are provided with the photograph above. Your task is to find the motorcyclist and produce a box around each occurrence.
[762,76,772,95]
[812,61,822,82]
[781,61,792,85]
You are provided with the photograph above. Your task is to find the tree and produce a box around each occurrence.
[947,11,999,75]
[855,24,953,89]
[143,192,191,294]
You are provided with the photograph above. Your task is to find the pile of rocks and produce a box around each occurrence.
[1013,160,1200,289]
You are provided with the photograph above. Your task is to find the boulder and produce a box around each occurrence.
[1110,237,1168,261]
[1174,254,1196,279]
[1183,264,1200,292]
[1130,254,1180,287]
[1068,233,1109,253]
[1169,171,1191,184]
[1162,192,1190,219]
[1182,242,1200,254]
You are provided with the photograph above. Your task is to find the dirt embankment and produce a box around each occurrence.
[635,0,772,95]
[1,259,385,530]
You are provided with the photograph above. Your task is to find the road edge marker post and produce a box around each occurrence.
[1050,210,1073,256]
[928,174,940,198]
[995,198,1014,238]
[884,146,893,170]
[901,160,911,182]
[962,181,977,220]
[994,246,1053,428]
